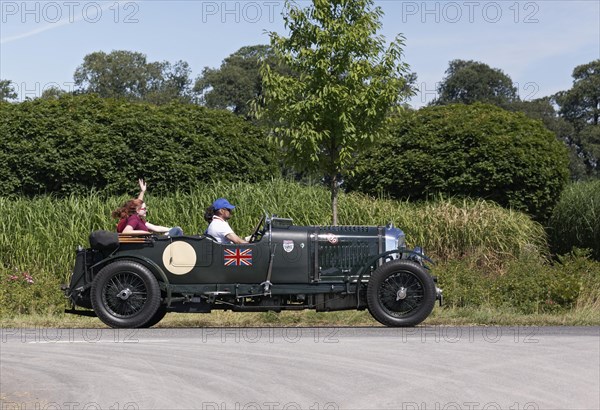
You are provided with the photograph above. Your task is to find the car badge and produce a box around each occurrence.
[283,240,294,253]
[326,233,339,245]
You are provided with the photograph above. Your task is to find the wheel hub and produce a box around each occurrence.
[396,287,407,301]
[117,288,133,301]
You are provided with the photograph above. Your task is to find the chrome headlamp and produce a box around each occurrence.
[385,223,405,259]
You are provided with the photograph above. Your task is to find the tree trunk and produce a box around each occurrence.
[330,174,338,226]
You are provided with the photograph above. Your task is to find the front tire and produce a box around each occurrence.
[367,260,436,327]
[91,260,161,328]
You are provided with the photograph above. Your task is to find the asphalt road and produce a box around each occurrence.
[1,326,598,410]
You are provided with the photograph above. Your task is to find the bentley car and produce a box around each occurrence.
[63,214,443,328]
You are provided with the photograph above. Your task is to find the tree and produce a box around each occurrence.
[432,60,518,107]
[40,86,67,100]
[194,45,280,117]
[0,80,17,102]
[553,60,600,178]
[555,60,600,130]
[254,0,414,224]
[347,104,570,221]
[577,125,600,171]
[73,50,193,104]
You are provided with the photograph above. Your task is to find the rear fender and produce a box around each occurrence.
[91,254,172,304]
[65,248,103,289]
[68,248,89,291]
[64,248,95,307]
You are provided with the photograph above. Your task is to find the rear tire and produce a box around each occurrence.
[91,260,161,328]
[367,260,436,327]
[140,306,168,328]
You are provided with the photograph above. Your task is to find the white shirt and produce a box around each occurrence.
[206,216,234,244]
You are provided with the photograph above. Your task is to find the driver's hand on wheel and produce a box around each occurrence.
[244,235,252,242]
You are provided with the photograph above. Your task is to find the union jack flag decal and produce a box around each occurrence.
[224,248,253,266]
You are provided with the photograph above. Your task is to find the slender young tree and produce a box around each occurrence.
[254,0,413,224]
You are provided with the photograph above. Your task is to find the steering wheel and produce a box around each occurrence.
[248,215,266,243]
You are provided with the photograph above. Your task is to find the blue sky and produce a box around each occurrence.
[1,0,599,107]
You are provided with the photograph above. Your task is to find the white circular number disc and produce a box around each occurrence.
[162,241,197,275]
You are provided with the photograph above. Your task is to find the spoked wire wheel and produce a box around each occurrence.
[378,270,425,317]
[91,260,161,328]
[367,260,436,327]
[102,271,149,317]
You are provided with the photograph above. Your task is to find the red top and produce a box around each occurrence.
[116,214,148,233]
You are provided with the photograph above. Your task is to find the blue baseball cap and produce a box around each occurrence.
[212,198,235,210]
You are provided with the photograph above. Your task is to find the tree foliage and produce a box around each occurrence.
[254,0,414,224]
[0,95,279,196]
[40,86,67,100]
[556,60,600,130]
[0,80,17,102]
[194,45,285,117]
[433,60,518,107]
[73,50,193,104]
[552,60,600,178]
[347,103,570,221]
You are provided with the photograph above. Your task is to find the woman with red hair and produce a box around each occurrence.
[112,179,183,236]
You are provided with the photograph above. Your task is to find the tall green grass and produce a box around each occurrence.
[549,180,600,260]
[0,179,579,318]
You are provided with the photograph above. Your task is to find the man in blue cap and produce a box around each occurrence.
[206,198,249,244]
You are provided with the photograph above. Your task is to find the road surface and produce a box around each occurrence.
[1,326,598,410]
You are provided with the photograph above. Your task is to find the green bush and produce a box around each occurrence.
[0,95,279,196]
[436,250,600,314]
[548,180,600,260]
[347,103,570,221]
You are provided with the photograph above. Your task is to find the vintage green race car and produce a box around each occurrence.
[63,214,442,328]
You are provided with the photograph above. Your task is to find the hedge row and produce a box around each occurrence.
[0,95,279,196]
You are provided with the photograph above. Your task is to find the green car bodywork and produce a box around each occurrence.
[64,215,442,328]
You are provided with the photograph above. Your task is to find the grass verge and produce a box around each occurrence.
[1,306,598,329]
